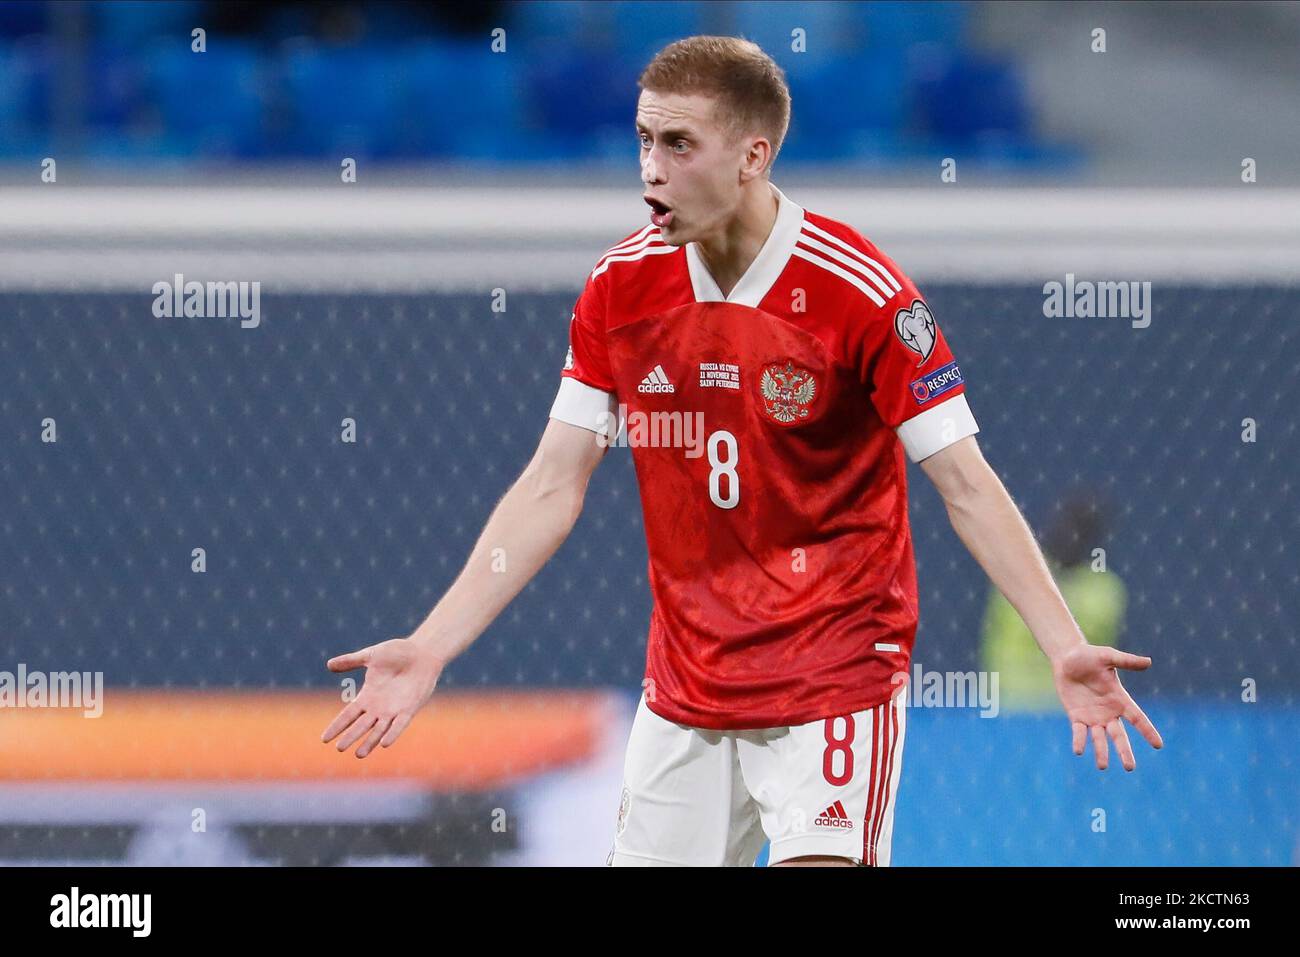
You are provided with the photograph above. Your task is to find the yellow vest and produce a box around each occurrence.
[979,564,1127,711]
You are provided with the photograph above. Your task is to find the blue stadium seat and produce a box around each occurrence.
[396,41,524,160]
[912,49,1029,141]
[0,0,46,40]
[144,41,266,157]
[607,0,705,61]
[524,44,640,149]
[85,44,149,129]
[786,48,908,142]
[730,0,863,55]
[509,0,594,44]
[0,37,49,151]
[0,0,1057,167]
[862,0,968,51]
[280,42,406,159]
[0,43,29,140]
[91,0,203,47]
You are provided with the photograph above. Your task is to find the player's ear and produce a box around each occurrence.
[740,138,771,183]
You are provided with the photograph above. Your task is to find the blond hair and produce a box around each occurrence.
[639,36,791,171]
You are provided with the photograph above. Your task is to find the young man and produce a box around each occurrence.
[321,36,1163,867]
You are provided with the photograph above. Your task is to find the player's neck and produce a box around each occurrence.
[694,183,779,299]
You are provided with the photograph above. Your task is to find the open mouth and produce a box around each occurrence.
[644,196,674,228]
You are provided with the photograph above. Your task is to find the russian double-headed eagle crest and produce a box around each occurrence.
[759,360,817,424]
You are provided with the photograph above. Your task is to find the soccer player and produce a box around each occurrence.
[322,36,1163,867]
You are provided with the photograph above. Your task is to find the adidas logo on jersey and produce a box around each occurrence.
[637,364,675,394]
[814,801,854,830]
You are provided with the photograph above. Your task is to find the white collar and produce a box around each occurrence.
[685,183,805,307]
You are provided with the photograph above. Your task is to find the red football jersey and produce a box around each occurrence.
[550,184,978,730]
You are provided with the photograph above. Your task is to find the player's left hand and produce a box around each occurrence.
[1051,644,1163,771]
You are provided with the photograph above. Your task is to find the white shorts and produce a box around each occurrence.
[608,691,907,867]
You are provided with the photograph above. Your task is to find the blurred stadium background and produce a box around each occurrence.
[0,0,1296,866]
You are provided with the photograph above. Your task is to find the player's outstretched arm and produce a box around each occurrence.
[321,418,607,757]
[919,435,1164,771]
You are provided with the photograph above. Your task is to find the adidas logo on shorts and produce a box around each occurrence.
[638,364,675,394]
[814,800,854,830]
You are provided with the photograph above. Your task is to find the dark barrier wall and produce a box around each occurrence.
[2,285,1295,698]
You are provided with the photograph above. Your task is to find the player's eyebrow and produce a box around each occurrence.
[636,123,696,141]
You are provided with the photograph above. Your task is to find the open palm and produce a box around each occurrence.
[321,638,444,758]
[1052,644,1164,771]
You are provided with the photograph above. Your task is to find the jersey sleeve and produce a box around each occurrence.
[856,273,978,462]
[548,269,619,437]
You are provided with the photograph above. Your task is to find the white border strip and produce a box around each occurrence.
[1,186,1296,289]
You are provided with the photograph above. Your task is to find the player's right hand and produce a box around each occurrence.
[321,638,445,758]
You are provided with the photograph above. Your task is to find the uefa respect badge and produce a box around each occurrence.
[910,361,964,405]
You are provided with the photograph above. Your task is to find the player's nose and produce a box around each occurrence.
[641,151,665,185]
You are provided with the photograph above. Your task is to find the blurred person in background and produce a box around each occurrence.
[981,494,1127,712]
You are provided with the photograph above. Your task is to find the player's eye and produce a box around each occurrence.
[673,140,688,152]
